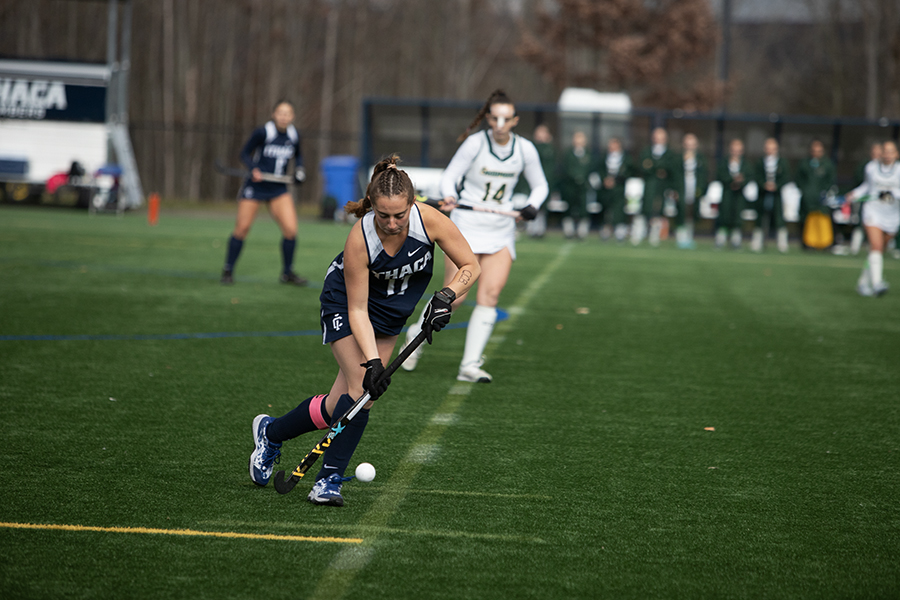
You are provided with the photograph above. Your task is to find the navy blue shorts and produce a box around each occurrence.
[239,181,289,201]
[320,310,404,345]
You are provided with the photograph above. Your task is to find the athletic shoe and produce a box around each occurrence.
[307,473,352,507]
[457,360,492,383]
[249,414,282,486]
[279,271,308,286]
[399,327,424,372]
[857,282,875,297]
[221,269,234,285]
[874,281,890,296]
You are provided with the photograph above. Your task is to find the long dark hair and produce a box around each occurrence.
[458,89,515,142]
[345,155,415,217]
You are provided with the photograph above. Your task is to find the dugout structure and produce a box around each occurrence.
[362,92,900,226]
[361,94,900,186]
[0,0,143,212]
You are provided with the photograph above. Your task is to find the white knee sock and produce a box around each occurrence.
[461,304,497,368]
[868,251,884,287]
[407,307,425,340]
[577,218,590,239]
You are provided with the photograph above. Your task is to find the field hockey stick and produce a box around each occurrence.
[272,329,429,495]
[213,159,294,184]
[418,196,521,218]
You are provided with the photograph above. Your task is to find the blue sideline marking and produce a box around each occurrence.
[1,309,509,342]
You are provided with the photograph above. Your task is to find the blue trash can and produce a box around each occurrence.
[320,155,360,218]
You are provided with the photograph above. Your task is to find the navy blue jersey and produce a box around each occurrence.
[320,204,434,338]
[239,121,301,200]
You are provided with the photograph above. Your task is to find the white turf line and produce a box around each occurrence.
[308,243,574,599]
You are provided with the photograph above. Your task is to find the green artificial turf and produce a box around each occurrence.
[1,205,898,599]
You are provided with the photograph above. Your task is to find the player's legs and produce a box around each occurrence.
[268,193,307,285]
[223,200,261,282]
[730,194,744,248]
[309,334,397,505]
[233,198,261,238]
[861,226,889,295]
[456,248,512,382]
[268,193,298,238]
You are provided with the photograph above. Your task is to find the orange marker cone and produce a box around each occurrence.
[148,193,160,226]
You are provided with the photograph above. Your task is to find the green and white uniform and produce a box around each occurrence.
[672,152,710,227]
[441,130,548,259]
[638,144,678,219]
[716,156,753,231]
[753,155,791,230]
[598,150,634,230]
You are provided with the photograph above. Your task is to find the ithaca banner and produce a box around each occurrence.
[0,60,109,123]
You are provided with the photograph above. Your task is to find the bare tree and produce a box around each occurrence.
[516,0,722,110]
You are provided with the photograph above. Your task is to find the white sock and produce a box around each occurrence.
[631,216,646,245]
[648,218,661,246]
[751,228,763,252]
[577,218,590,239]
[715,227,727,247]
[850,228,864,255]
[777,227,789,252]
[461,304,497,368]
[868,251,884,287]
[858,264,871,288]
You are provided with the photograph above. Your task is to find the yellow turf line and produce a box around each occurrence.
[307,243,574,600]
[0,522,361,544]
[201,520,545,544]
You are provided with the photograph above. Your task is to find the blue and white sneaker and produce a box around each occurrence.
[249,414,281,486]
[307,473,353,507]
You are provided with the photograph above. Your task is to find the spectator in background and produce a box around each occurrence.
[715,138,753,249]
[634,127,677,246]
[795,139,837,249]
[558,130,594,239]
[597,137,634,243]
[751,137,791,253]
[517,124,557,238]
[671,133,709,249]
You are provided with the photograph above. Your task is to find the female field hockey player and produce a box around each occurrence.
[249,156,480,506]
[401,89,549,383]
[221,100,308,286]
[845,140,900,297]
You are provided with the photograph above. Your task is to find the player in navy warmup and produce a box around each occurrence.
[249,156,480,506]
[221,100,308,285]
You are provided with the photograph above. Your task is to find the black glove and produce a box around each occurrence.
[360,358,390,400]
[519,204,538,221]
[422,287,456,344]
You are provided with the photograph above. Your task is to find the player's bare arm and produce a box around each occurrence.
[342,222,379,362]
[419,203,481,298]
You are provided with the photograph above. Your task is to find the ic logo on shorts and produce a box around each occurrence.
[332,314,343,331]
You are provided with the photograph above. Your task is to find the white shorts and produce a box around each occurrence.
[451,209,517,260]
[862,198,900,235]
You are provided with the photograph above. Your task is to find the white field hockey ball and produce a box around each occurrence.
[355,462,376,482]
